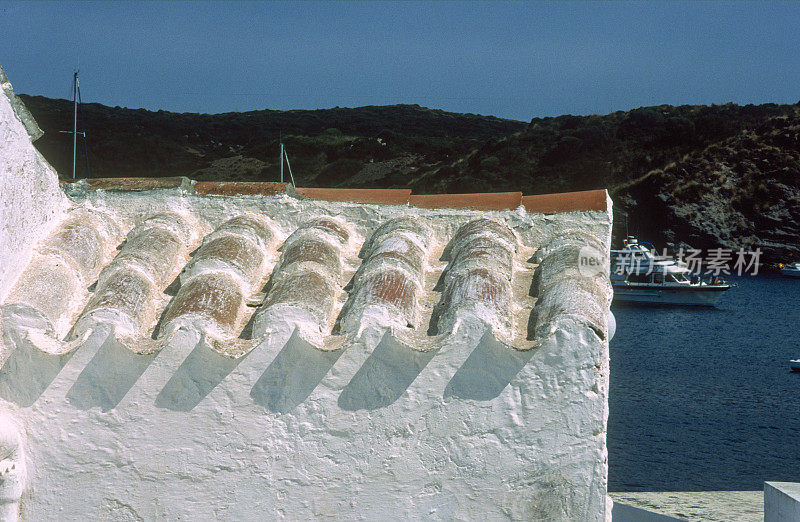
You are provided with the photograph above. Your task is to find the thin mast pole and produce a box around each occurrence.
[283,148,296,187]
[280,142,284,183]
[72,71,78,180]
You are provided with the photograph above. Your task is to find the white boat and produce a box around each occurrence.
[790,360,800,372]
[610,236,731,307]
[779,263,800,278]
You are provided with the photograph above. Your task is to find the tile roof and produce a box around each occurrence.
[65,177,608,213]
[194,181,288,197]
[408,192,522,211]
[80,176,194,192]
[1,179,612,408]
[522,189,608,213]
[294,187,413,205]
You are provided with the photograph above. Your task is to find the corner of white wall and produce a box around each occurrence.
[0,66,69,302]
[764,482,800,522]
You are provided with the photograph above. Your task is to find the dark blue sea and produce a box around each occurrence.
[608,273,800,491]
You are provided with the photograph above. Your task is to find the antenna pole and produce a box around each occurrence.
[280,141,284,183]
[283,148,296,187]
[72,71,78,180]
[279,132,284,183]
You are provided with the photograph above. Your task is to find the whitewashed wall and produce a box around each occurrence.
[1,189,611,521]
[0,66,68,301]
[14,312,608,520]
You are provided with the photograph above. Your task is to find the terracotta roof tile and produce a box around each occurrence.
[193,181,289,197]
[83,177,192,191]
[252,218,351,347]
[339,217,429,337]
[2,196,612,406]
[68,178,608,215]
[11,181,612,357]
[434,219,517,341]
[409,192,522,211]
[521,189,607,213]
[294,187,411,205]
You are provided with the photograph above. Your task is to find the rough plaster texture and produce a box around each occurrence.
[0,66,68,302]
[0,410,26,522]
[764,482,800,522]
[610,491,764,521]
[0,186,612,520]
[0,68,42,142]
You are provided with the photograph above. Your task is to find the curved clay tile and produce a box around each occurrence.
[76,268,157,339]
[358,234,427,280]
[448,234,514,281]
[530,233,611,343]
[180,214,274,291]
[338,217,429,339]
[342,268,419,334]
[98,213,187,289]
[252,218,352,347]
[1,209,120,353]
[433,218,517,341]
[206,214,276,252]
[158,214,278,354]
[436,267,513,341]
[256,271,338,338]
[535,234,607,294]
[38,211,116,284]
[278,237,342,280]
[68,212,196,351]
[136,211,196,243]
[161,271,246,343]
[360,216,432,255]
[303,216,351,245]
[442,217,517,260]
[182,235,266,288]
[2,258,80,350]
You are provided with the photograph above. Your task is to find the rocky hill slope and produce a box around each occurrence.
[614,112,800,261]
[19,94,800,261]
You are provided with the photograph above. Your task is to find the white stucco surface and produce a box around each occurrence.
[17,313,607,520]
[0,188,611,521]
[765,482,800,522]
[0,68,68,302]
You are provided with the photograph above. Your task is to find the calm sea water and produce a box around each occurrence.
[608,273,800,491]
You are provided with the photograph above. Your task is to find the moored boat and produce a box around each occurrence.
[611,236,731,307]
[779,263,800,278]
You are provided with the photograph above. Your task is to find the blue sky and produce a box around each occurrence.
[1,1,798,121]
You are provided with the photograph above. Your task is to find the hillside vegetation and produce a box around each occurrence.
[20,94,800,261]
[614,113,800,260]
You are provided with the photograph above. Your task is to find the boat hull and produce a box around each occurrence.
[612,285,728,306]
[780,267,800,278]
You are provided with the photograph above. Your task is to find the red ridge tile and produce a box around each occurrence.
[409,192,522,211]
[66,177,608,214]
[521,189,608,213]
[294,188,411,205]
[83,177,191,191]
[193,181,289,196]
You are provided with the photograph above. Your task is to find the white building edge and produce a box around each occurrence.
[0,65,614,520]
